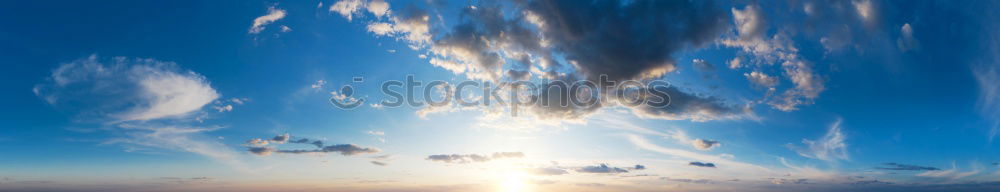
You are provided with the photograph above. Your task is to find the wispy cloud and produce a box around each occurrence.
[34,55,247,170]
[786,119,848,161]
[249,6,287,34]
[575,164,634,174]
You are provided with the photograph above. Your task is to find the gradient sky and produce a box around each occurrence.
[2,0,1000,192]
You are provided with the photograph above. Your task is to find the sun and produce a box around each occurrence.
[498,170,530,192]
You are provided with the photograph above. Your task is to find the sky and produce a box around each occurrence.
[2,0,1000,191]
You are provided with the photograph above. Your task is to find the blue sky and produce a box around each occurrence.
[2,0,1000,191]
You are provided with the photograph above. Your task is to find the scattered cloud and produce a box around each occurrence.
[365,0,389,18]
[691,139,722,151]
[212,105,233,112]
[722,4,826,111]
[337,0,752,122]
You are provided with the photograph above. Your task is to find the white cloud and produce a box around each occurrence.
[728,57,742,69]
[330,0,364,21]
[723,5,826,111]
[745,71,778,87]
[35,55,219,122]
[786,119,848,161]
[249,6,287,34]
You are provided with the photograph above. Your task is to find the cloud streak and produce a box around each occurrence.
[425,152,524,164]
[34,55,246,170]
[876,163,940,171]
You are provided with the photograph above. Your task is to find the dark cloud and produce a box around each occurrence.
[528,77,603,120]
[425,152,524,163]
[576,164,630,174]
[521,0,729,81]
[633,164,646,170]
[875,163,940,171]
[247,133,290,145]
[248,146,275,156]
[428,4,544,80]
[371,161,388,166]
[688,162,716,168]
[851,180,894,185]
[276,144,380,156]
